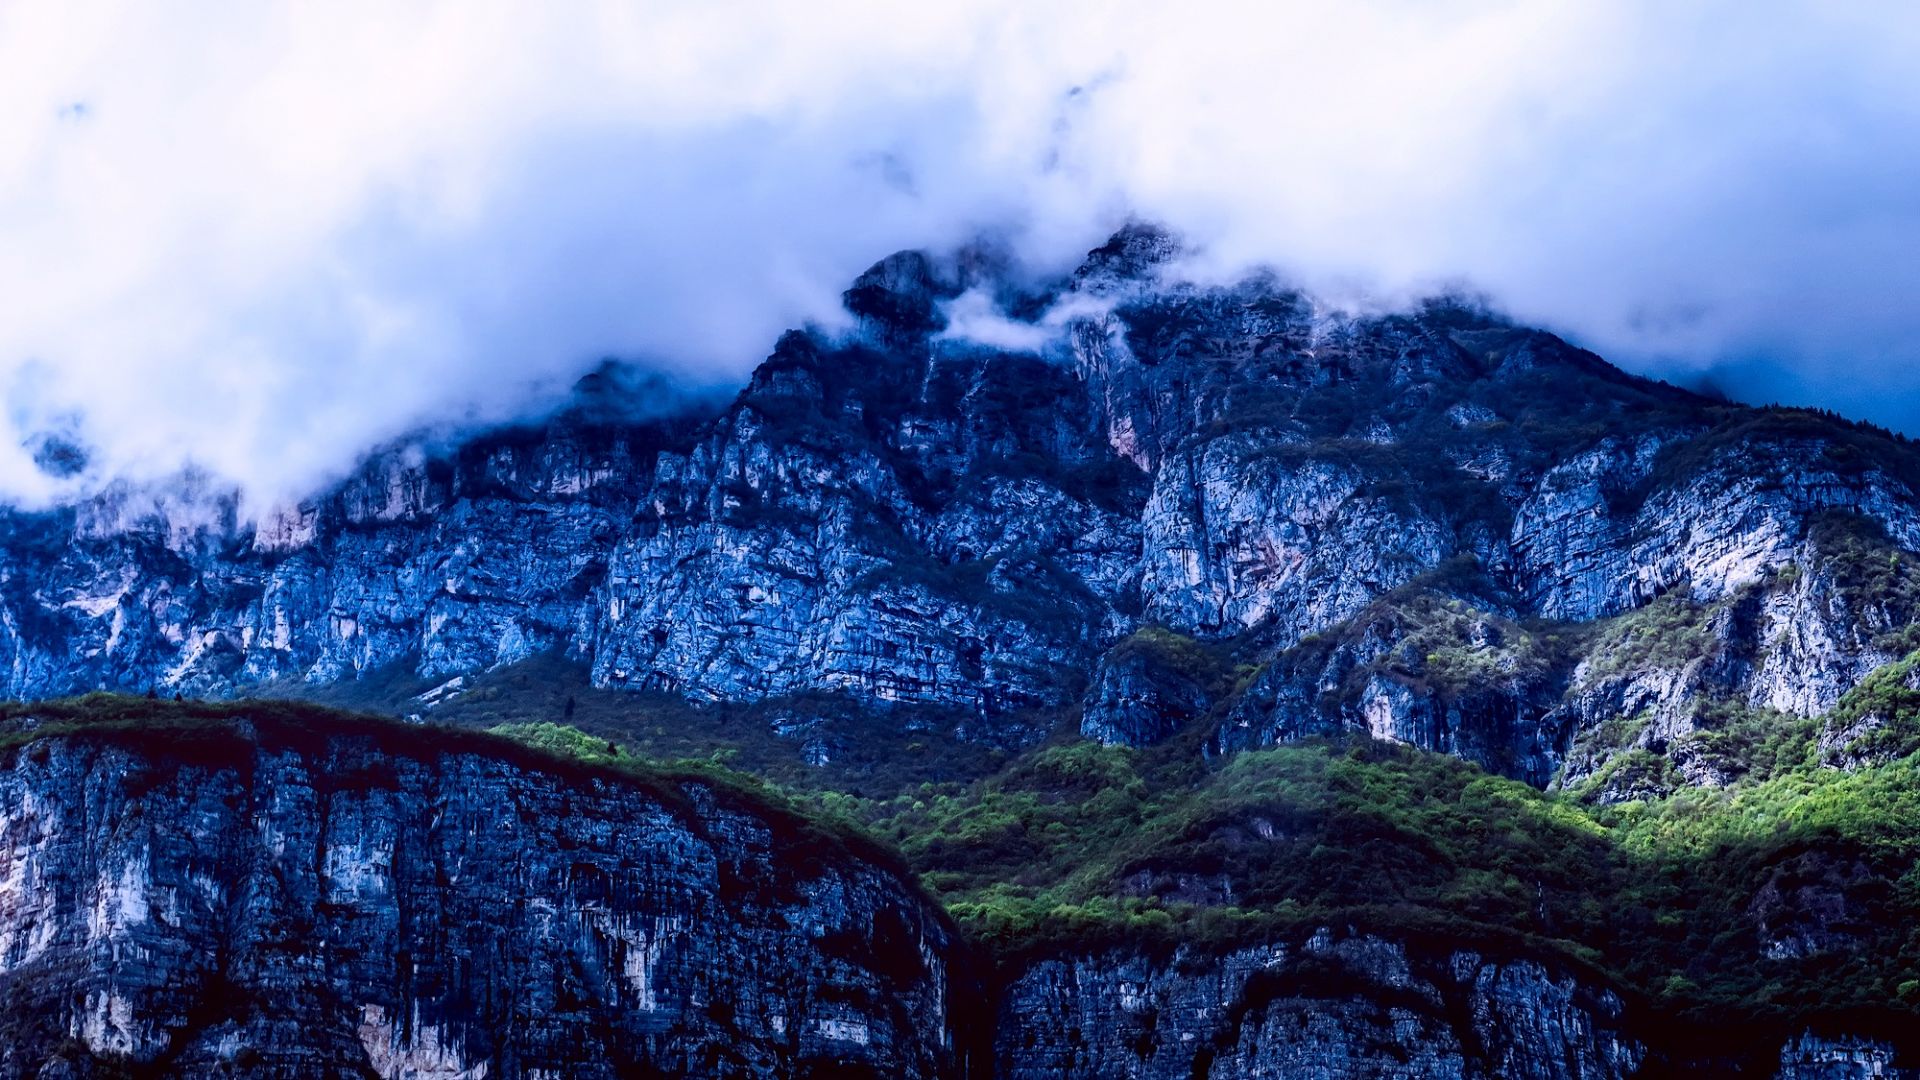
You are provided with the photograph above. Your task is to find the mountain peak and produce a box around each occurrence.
[1074,221,1183,289]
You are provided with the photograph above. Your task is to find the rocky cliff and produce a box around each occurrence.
[997,934,1918,1080]
[996,932,1644,1080]
[0,702,976,1079]
[8,226,1920,796]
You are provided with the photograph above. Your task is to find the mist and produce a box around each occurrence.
[6,1,1920,508]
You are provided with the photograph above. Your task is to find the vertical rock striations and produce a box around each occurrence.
[0,713,976,1079]
[994,933,1643,1080]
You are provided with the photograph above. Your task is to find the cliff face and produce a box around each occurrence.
[996,933,1643,1080]
[7,229,1920,795]
[0,712,974,1079]
[996,936,1918,1080]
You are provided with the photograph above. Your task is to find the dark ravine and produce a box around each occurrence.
[5,226,1920,1075]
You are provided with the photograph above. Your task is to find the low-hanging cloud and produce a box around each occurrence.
[5,1,1920,509]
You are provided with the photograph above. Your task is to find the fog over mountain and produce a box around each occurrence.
[5,1,1920,508]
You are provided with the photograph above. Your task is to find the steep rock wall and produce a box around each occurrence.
[0,722,976,1079]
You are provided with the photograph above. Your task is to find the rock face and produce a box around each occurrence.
[1210,575,1574,784]
[994,935,1920,1080]
[1079,628,1228,746]
[1775,1032,1919,1079]
[0,716,975,1079]
[7,226,1920,784]
[995,932,1644,1080]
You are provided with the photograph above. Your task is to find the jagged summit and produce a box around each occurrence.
[2,226,1919,797]
[1070,220,1182,291]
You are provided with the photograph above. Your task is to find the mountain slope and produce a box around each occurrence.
[8,227,1920,800]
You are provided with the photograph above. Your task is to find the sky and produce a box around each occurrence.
[3,1,1920,509]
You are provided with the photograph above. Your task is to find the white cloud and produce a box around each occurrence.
[3,1,1919,507]
[939,290,1122,354]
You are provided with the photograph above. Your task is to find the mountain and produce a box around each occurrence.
[11,225,1920,791]
[7,226,1920,1075]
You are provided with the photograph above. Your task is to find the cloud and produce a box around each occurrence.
[938,289,1121,354]
[3,1,1920,507]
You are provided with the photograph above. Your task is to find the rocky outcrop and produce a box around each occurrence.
[0,710,977,1078]
[993,932,1920,1079]
[1211,577,1572,784]
[1079,628,1227,746]
[0,325,1142,734]
[1775,1032,1919,1079]
[1138,443,1455,639]
[1746,848,1887,962]
[994,931,1644,1080]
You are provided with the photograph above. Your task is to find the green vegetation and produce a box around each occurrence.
[1238,562,1578,781]
[1674,699,1818,783]
[1563,744,1683,803]
[851,725,1920,1047]
[1582,592,1713,679]
[1352,590,1569,703]
[867,739,1618,961]
[1819,652,1920,767]
[487,720,632,765]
